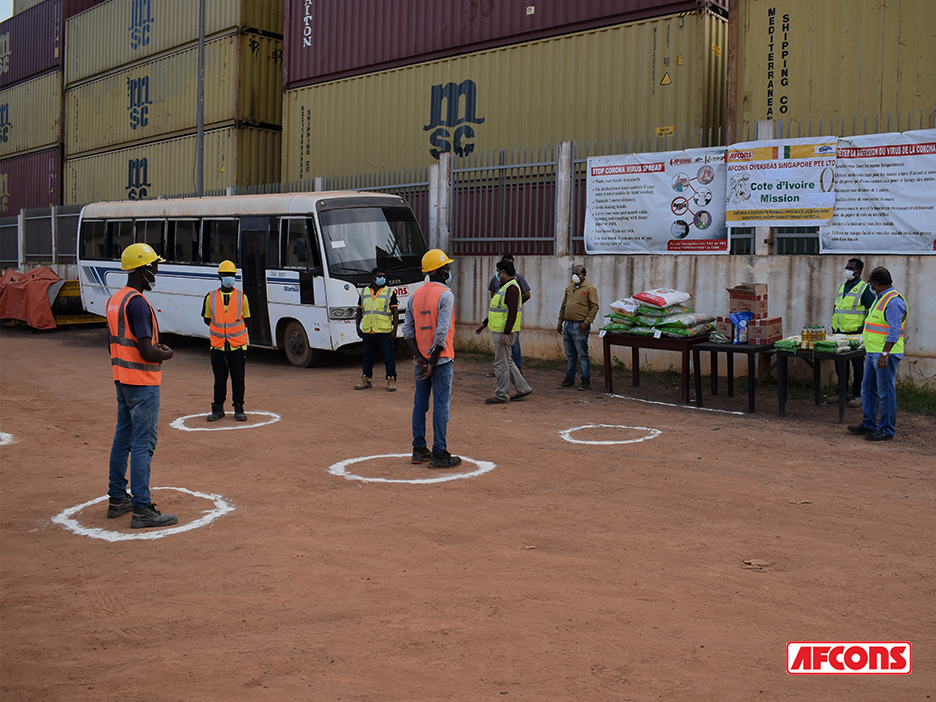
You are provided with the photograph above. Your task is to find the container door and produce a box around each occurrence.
[240,217,274,347]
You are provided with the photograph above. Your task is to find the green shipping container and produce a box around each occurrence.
[282,10,727,180]
[66,32,282,157]
[0,71,62,158]
[64,126,280,204]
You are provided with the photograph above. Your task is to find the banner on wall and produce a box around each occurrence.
[725,136,837,227]
[820,130,936,254]
[584,147,728,254]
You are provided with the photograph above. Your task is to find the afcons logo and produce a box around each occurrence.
[423,80,485,159]
[787,642,911,675]
[729,151,754,161]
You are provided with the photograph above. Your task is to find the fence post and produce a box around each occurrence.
[17,209,25,271]
[554,140,573,257]
[50,206,58,264]
[313,176,327,192]
[428,152,452,253]
[753,119,779,256]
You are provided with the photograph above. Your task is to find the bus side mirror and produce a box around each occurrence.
[296,238,308,263]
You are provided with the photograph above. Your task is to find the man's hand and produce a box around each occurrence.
[556,322,563,334]
[416,357,435,381]
[498,334,511,347]
[475,322,485,335]
[877,354,889,369]
[157,343,173,359]
[579,322,589,335]
[355,325,363,339]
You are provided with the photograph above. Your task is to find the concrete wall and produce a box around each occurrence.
[452,254,935,381]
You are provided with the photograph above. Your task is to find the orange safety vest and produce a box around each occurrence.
[412,281,454,360]
[208,288,248,349]
[106,287,162,386]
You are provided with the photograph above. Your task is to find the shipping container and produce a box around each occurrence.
[65,0,284,87]
[13,0,44,13]
[727,0,936,128]
[0,146,63,215]
[0,71,63,157]
[285,0,728,89]
[64,126,280,204]
[66,32,282,157]
[282,10,726,179]
[1,0,104,88]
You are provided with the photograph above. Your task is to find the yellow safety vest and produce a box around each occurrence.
[488,279,522,333]
[831,280,870,333]
[361,286,394,334]
[862,290,907,354]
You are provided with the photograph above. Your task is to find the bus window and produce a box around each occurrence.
[79,220,107,260]
[136,220,165,257]
[282,218,322,271]
[108,220,134,260]
[203,219,238,264]
[167,220,200,263]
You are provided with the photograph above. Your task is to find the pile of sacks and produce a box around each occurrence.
[601,288,715,338]
[774,333,863,353]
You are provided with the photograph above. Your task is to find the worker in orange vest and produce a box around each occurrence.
[106,243,177,529]
[203,260,250,421]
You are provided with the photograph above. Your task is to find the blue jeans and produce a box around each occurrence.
[109,382,160,510]
[859,353,900,437]
[563,321,591,382]
[412,360,453,454]
[362,332,396,379]
[511,334,523,372]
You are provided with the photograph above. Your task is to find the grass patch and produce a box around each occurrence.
[896,365,936,416]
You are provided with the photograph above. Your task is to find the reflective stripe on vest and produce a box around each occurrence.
[862,290,907,354]
[413,281,454,360]
[361,286,394,334]
[488,278,522,333]
[209,288,248,349]
[106,287,161,386]
[831,280,869,333]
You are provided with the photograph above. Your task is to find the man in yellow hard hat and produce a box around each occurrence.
[203,260,250,421]
[403,249,461,468]
[105,243,177,529]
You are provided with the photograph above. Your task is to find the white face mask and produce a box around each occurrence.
[142,267,156,290]
[844,269,856,281]
[572,274,581,285]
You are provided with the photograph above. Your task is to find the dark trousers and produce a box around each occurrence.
[831,328,863,397]
[211,347,246,409]
[362,332,396,379]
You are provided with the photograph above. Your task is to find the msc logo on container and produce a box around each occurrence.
[423,80,485,159]
[0,33,10,75]
[128,76,152,130]
[0,103,11,143]
[130,0,154,51]
[787,642,911,675]
[0,173,9,213]
[126,158,152,200]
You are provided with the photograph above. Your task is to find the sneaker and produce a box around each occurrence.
[387,377,397,392]
[558,378,575,389]
[485,397,509,405]
[847,397,861,408]
[207,410,225,422]
[234,406,247,421]
[354,375,373,390]
[411,446,432,464]
[865,429,894,442]
[510,389,532,401]
[107,493,133,519]
[578,379,591,391]
[823,394,840,404]
[130,503,178,529]
[429,450,462,469]
[847,424,873,435]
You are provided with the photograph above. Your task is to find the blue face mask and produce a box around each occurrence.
[444,268,453,285]
[374,276,386,287]
[221,276,235,288]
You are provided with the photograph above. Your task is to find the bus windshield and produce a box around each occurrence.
[319,206,427,278]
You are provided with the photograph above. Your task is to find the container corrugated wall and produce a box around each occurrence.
[65,0,284,86]
[285,0,729,88]
[64,127,281,204]
[0,71,63,157]
[66,32,282,156]
[13,0,44,13]
[282,11,726,179]
[0,147,62,215]
[728,0,936,127]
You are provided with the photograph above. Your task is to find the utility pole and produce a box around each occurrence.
[196,0,205,195]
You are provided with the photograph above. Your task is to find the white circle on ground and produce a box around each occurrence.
[51,486,235,541]
[329,454,496,484]
[559,424,661,445]
[0,431,17,445]
[170,411,281,432]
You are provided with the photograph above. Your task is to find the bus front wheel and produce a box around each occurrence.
[283,320,321,368]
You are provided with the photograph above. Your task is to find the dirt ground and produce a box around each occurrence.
[1,324,934,701]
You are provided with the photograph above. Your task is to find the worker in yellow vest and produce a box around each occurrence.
[826,258,875,407]
[203,260,250,422]
[354,267,399,391]
[848,267,908,442]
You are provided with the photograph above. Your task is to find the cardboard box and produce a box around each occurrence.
[727,282,768,319]
[715,316,734,338]
[748,316,782,345]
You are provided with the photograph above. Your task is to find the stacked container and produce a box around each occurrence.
[63,0,284,204]
[281,0,728,180]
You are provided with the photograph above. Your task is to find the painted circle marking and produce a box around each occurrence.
[329,454,496,484]
[170,411,281,432]
[559,424,661,445]
[51,486,235,541]
[0,431,17,446]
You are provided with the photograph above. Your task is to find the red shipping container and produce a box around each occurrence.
[284,0,729,88]
[0,0,104,88]
[0,147,62,216]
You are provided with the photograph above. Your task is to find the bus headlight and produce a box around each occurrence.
[328,307,357,320]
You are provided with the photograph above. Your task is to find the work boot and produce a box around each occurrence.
[354,375,373,390]
[234,405,247,421]
[823,394,840,404]
[578,379,591,391]
[107,493,133,519]
[207,404,225,421]
[411,446,432,464]
[387,377,397,392]
[429,450,462,469]
[558,377,575,389]
[847,397,861,408]
[130,503,178,529]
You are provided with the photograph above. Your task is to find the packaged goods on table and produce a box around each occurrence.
[800,326,826,350]
[636,302,695,317]
[709,330,731,343]
[608,298,640,317]
[633,288,693,309]
[658,322,715,338]
[774,336,801,352]
[729,310,754,344]
[814,340,853,354]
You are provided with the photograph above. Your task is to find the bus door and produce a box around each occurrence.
[240,216,274,346]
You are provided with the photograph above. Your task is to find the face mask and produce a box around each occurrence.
[572,274,581,285]
[374,277,386,287]
[221,276,236,288]
[444,269,453,285]
[844,269,856,281]
[142,267,156,290]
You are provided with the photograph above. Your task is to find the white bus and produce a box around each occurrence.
[77,192,430,366]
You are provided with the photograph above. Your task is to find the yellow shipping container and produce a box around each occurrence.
[728,0,936,128]
[66,32,282,157]
[66,0,284,86]
[282,10,727,180]
[64,126,280,204]
[0,71,62,157]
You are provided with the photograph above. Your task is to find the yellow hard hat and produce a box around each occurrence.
[120,243,164,271]
[218,260,237,274]
[421,248,454,273]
